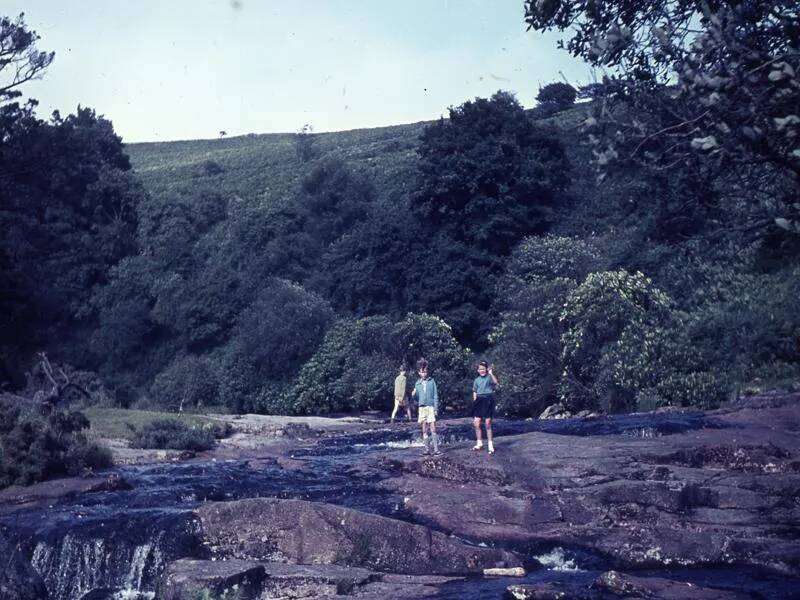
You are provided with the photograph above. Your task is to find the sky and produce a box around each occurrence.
[7,1,591,143]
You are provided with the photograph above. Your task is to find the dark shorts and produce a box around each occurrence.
[472,394,495,419]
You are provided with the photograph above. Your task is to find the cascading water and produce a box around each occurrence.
[2,410,797,600]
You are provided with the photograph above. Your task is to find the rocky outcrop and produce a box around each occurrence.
[593,570,752,599]
[194,497,518,575]
[380,393,800,575]
[159,559,460,599]
[0,534,48,600]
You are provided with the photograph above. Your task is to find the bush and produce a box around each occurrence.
[490,236,602,416]
[149,355,220,411]
[533,82,577,118]
[216,279,335,413]
[128,418,216,451]
[0,397,113,489]
[559,270,673,412]
[275,313,471,415]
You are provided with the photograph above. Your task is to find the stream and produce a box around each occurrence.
[2,411,798,600]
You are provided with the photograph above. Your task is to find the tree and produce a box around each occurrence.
[490,236,603,415]
[295,123,319,162]
[0,13,54,103]
[280,314,470,415]
[0,107,141,318]
[413,91,571,255]
[533,82,577,118]
[524,0,800,234]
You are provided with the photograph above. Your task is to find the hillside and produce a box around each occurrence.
[126,106,593,210]
[127,120,431,207]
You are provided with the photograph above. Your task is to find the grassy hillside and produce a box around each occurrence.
[127,120,431,207]
[126,106,595,208]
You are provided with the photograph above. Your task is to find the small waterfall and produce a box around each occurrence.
[23,511,198,600]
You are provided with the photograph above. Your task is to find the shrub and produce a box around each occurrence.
[149,355,220,412]
[533,82,577,118]
[0,396,113,488]
[559,270,673,412]
[490,236,602,415]
[276,313,471,415]
[128,418,216,451]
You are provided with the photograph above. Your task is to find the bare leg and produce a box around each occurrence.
[473,417,483,449]
[391,402,399,423]
[406,405,412,421]
[421,421,430,455]
[431,420,440,454]
[486,418,494,453]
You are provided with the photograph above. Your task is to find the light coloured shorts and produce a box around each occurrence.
[418,406,436,424]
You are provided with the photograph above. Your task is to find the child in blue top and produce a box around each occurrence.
[411,358,440,456]
[472,360,499,454]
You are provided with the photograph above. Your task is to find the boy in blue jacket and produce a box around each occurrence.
[411,358,440,456]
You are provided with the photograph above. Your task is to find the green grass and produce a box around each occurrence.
[126,120,428,207]
[84,407,225,440]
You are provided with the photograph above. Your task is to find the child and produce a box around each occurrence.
[411,358,440,456]
[472,360,499,454]
[390,365,412,423]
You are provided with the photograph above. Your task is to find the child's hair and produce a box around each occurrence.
[416,358,429,371]
[478,360,489,368]
[399,364,407,372]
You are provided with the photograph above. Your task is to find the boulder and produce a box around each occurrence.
[593,570,752,599]
[158,559,460,599]
[538,403,571,419]
[194,497,518,575]
[158,559,266,600]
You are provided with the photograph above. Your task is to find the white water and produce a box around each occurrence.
[534,547,582,572]
[31,532,167,600]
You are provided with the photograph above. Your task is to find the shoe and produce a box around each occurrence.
[488,447,495,455]
[472,444,484,451]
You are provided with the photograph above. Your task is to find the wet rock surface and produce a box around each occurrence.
[380,393,800,577]
[195,497,518,574]
[1,392,799,599]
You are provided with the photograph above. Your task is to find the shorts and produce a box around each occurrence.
[472,394,495,419]
[418,406,436,424]
[394,396,407,407]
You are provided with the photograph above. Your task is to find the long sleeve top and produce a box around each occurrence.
[414,378,438,413]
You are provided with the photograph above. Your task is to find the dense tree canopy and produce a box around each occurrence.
[525,0,800,233]
[413,91,570,255]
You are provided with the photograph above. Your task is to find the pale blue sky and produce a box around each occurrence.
[9,1,590,143]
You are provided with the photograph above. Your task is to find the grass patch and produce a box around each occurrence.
[129,419,216,451]
[84,408,229,441]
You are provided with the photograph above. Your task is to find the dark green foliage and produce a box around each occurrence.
[216,279,335,412]
[0,101,144,382]
[490,236,603,415]
[295,123,319,162]
[148,355,221,412]
[533,82,577,118]
[413,91,570,255]
[128,418,216,451]
[524,0,800,232]
[0,397,112,488]
[276,314,470,415]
